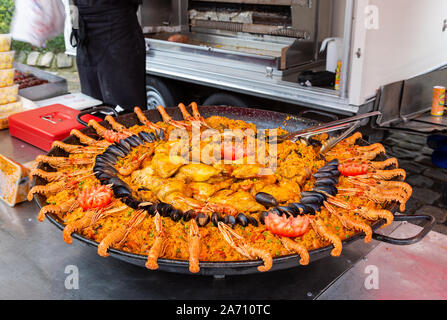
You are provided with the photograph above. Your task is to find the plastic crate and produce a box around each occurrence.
[0,34,11,52]
[0,51,14,69]
[0,154,35,207]
[0,69,14,88]
[0,100,23,130]
[0,84,18,104]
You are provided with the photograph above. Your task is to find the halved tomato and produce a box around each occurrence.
[221,143,248,161]
[77,185,113,211]
[338,161,369,176]
[264,213,310,238]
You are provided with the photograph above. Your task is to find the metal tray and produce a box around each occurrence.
[33,106,435,275]
[14,62,68,101]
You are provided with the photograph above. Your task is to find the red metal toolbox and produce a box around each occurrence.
[8,104,101,151]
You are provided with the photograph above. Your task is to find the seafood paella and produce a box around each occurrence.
[29,103,411,273]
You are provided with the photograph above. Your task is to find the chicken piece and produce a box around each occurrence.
[231,164,274,179]
[151,153,186,178]
[163,192,205,212]
[155,180,192,202]
[260,180,301,203]
[208,190,265,213]
[155,140,185,155]
[294,167,312,186]
[131,166,165,191]
[190,179,233,201]
[175,163,220,182]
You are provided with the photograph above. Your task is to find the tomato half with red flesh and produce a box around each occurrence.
[77,185,113,211]
[338,161,369,176]
[221,143,249,161]
[264,213,310,238]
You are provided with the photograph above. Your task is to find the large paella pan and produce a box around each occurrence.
[30,105,434,275]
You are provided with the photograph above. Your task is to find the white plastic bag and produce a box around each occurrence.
[10,0,66,47]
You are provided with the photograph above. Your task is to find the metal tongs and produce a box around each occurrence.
[276,111,381,143]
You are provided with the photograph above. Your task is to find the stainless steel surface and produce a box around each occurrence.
[318,223,447,300]
[414,114,447,128]
[145,51,356,114]
[375,81,404,127]
[339,0,353,99]
[13,62,68,101]
[0,130,44,164]
[400,68,447,122]
[374,67,447,133]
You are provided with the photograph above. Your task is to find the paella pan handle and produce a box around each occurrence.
[76,106,118,127]
[372,214,435,245]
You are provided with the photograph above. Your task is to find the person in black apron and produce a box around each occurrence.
[72,0,147,111]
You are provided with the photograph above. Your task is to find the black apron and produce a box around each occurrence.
[73,0,147,111]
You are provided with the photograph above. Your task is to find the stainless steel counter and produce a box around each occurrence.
[0,130,446,300]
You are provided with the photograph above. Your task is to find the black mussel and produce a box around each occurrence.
[269,207,284,216]
[131,135,144,145]
[317,165,338,173]
[170,209,183,222]
[106,145,126,158]
[290,202,315,215]
[113,142,130,155]
[236,213,249,227]
[305,203,321,214]
[196,213,210,227]
[127,135,144,147]
[156,202,173,217]
[326,159,339,166]
[93,163,117,176]
[211,212,223,226]
[313,185,338,197]
[330,169,341,177]
[255,192,278,208]
[183,210,196,222]
[95,171,114,182]
[314,177,338,187]
[113,186,132,198]
[313,172,336,179]
[156,130,164,141]
[122,197,140,209]
[108,177,130,190]
[300,196,323,206]
[95,156,115,167]
[125,136,139,148]
[117,139,131,152]
[308,137,322,147]
[224,215,236,227]
[99,152,118,164]
[258,211,269,224]
[279,204,300,217]
[301,191,327,201]
[247,216,259,227]
[139,203,157,215]
[148,132,157,142]
[139,131,154,143]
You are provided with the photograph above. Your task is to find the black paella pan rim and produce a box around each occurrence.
[32,105,425,276]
